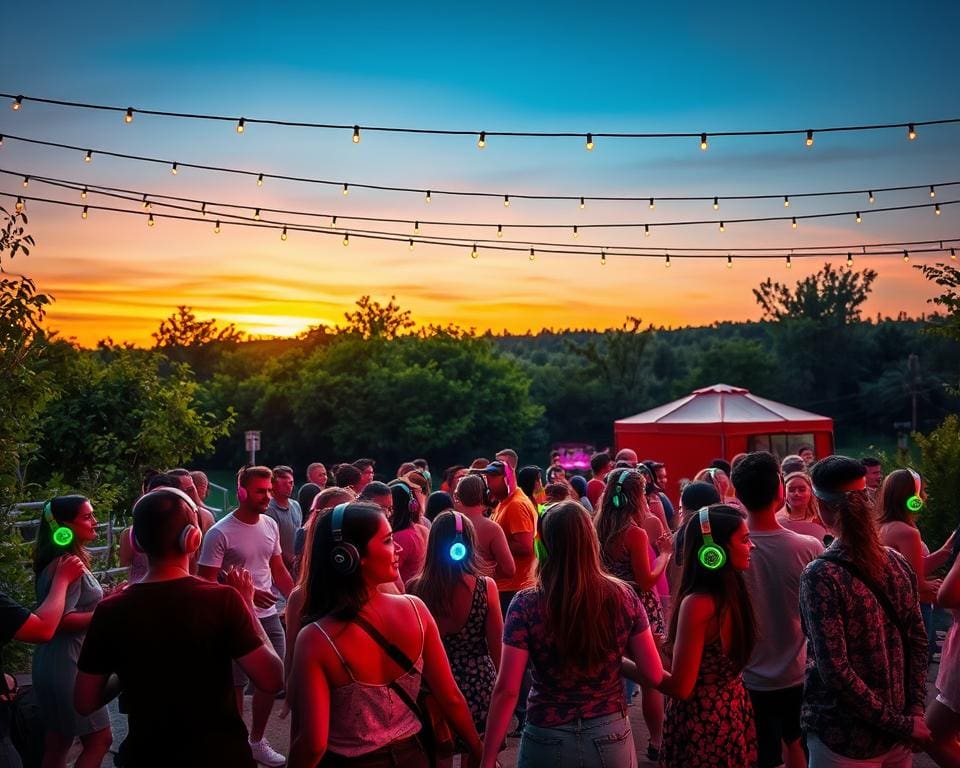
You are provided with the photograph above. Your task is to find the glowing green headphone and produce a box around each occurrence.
[43,501,75,547]
[697,506,726,570]
[907,469,924,513]
[611,469,633,509]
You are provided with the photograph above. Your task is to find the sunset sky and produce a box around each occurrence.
[1,1,958,346]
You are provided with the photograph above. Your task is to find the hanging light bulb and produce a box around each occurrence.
[713,197,719,210]
[600,251,607,266]
[15,197,24,213]
[280,226,288,241]
[856,212,862,224]
[907,123,916,140]
[142,194,150,209]
[572,225,578,238]
[719,221,726,233]
[11,95,23,111]
[935,204,941,216]
[171,162,178,175]
[214,220,221,234]
[649,198,655,210]
[81,205,88,220]
[868,190,875,204]
[478,131,486,149]
[414,221,421,235]
[80,186,88,200]
[504,195,510,207]
[791,217,797,229]
[644,224,650,237]
[784,196,790,208]
[425,190,432,203]
[700,133,708,151]
[254,208,261,221]
[786,254,792,269]
[147,214,155,227]
[471,244,479,259]
[665,254,671,268]
[0,134,4,147]
[343,233,350,247]
[201,202,207,216]
[497,224,503,238]
[805,129,814,147]
[847,252,854,267]
[951,248,957,260]
[352,125,361,144]
[332,216,338,226]
[236,117,245,134]
[21,176,28,188]
[930,185,936,198]
[84,150,93,163]
[257,173,264,187]
[408,238,415,251]
[727,254,733,268]
[124,107,134,124]
[529,247,536,261]
[903,250,910,262]
[580,197,585,209]
[585,133,594,151]
[342,183,349,196]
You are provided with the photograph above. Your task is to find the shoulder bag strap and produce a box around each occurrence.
[350,615,424,720]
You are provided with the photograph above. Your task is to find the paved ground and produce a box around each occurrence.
[74,670,943,767]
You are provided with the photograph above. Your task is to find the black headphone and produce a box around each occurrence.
[611,469,633,509]
[477,474,498,508]
[393,481,419,514]
[329,503,360,575]
[132,487,202,554]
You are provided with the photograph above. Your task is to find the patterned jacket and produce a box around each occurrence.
[799,543,927,758]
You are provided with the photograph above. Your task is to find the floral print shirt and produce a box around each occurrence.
[503,585,649,727]
[799,543,927,758]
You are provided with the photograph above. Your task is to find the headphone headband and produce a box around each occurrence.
[906,468,924,512]
[697,506,727,570]
[449,510,467,562]
[135,486,198,516]
[43,500,75,547]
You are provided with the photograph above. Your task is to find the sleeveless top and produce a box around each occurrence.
[315,596,424,756]
[600,528,666,637]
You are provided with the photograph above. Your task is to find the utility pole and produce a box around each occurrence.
[908,354,919,433]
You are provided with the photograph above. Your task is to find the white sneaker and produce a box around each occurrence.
[249,738,286,767]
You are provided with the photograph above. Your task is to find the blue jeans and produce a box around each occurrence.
[518,711,637,768]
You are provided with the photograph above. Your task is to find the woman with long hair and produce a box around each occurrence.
[424,491,455,524]
[594,469,672,761]
[32,496,111,768]
[800,457,929,765]
[408,512,502,765]
[777,471,828,542]
[390,480,429,584]
[694,467,736,503]
[289,502,482,768]
[481,501,663,768]
[651,504,758,767]
[516,466,545,509]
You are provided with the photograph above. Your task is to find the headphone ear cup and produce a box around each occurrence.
[179,525,202,554]
[330,543,360,575]
[698,543,727,570]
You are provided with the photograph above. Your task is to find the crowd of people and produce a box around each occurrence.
[0,445,958,768]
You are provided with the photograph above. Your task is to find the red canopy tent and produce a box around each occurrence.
[614,383,834,502]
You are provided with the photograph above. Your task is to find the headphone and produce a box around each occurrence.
[906,469,924,512]
[611,469,633,509]
[393,482,419,514]
[132,487,202,554]
[329,503,360,574]
[477,474,498,508]
[697,507,727,570]
[449,512,467,562]
[237,467,249,503]
[43,501,75,547]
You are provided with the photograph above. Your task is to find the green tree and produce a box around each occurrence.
[915,414,960,548]
[753,263,877,323]
[340,295,415,340]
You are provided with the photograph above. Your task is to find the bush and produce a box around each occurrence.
[915,414,960,547]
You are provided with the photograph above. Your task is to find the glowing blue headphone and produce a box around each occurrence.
[450,512,467,562]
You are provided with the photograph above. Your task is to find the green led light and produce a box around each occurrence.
[53,527,74,547]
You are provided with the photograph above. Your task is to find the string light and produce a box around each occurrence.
[644,224,650,237]
[600,251,606,266]
[342,183,349,196]
[784,196,790,208]
[529,247,536,261]
[700,133,708,151]
[11,95,23,111]
[727,254,733,267]
[22,174,30,186]
[791,217,797,229]
[936,204,941,215]
[280,225,288,241]
[806,129,814,147]
[869,191,875,204]
[147,213,155,227]
[332,216,337,226]
[713,197,719,210]
[856,212,862,223]
[408,238,414,250]
[908,123,916,140]
[257,173,264,187]
[80,186,87,199]
[142,194,151,209]
[414,221,421,235]
[236,118,245,134]
[952,248,957,260]
[471,243,478,259]
[498,224,503,238]
[352,125,361,144]
[719,221,726,233]
[343,232,350,246]
[15,196,23,212]
[930,185,937,198]
[81,205,88,219]
[572,225,578,238]
[84,150,93,163]
[504,195,510,207]
[580,197,585,209]
[847,252,854,267]
[124,107,134,124]
[170,162,178,175]
[903,249,910,262]
[254,208,261,221]
[214,220,221,234]
[586,133,594,151]
[425,190,432,203]
[478,131,486,149]
[786,254,792,268]
[649,198,655,209]
[665,253,671,268]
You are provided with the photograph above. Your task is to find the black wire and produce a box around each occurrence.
[2,133,959,205]
[3,92,959,140]
[7,191,959,261]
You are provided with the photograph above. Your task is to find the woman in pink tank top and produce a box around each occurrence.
[288,502,482,768]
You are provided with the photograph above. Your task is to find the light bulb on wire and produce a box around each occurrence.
[214,220,221,234]
[580,197,585,209]
[409,238,415,251]
[529,247,536,261]
[847,252,854,267]
[84,150,93,163]
[236,118,245,134]
[791,217,797,229]
[586,133,594,151]
[719,221,726,233]
[700,133,708,151]
[504,195,510,207]
[171,162,178,175]
[644,224,650,237]
[15,197,24,213]
[903,250,910,262]
[352,125,361,144]
[343,233,350,247]
[930,185,936,198]
[11,95,22,111]
[713,197,719,210]
[665,254,671,268]
[649,197,655,210]
[784,196,790,208]
[257,173,264,187]
[254,208,261,221]
[600,251,606,266]
[81,205,88,220]
[908,123,916,141]
[497,224,503,238]
[342,183,349,196]
[471,244,479,259]
[414,221,421,235]
[855,212,862,224]
[478,131,486,149]
[572,225,578,238]
[21,176,28,188]
[280,226,288,241]
[935,204,941,216]
[727,254,733,268]
[80,187,87,200]
[786,254,792,269]
[147,213,155,227]
[124,107,134,124]
[805,130,814,147]
[868,191,875,204]
[425,190,432,203]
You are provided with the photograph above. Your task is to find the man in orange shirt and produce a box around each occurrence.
[471,460,538,616]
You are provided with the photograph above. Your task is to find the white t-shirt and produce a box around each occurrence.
[742,527,824,690]
[198,513,282,618]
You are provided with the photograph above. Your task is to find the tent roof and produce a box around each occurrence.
[615,383,833,425]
